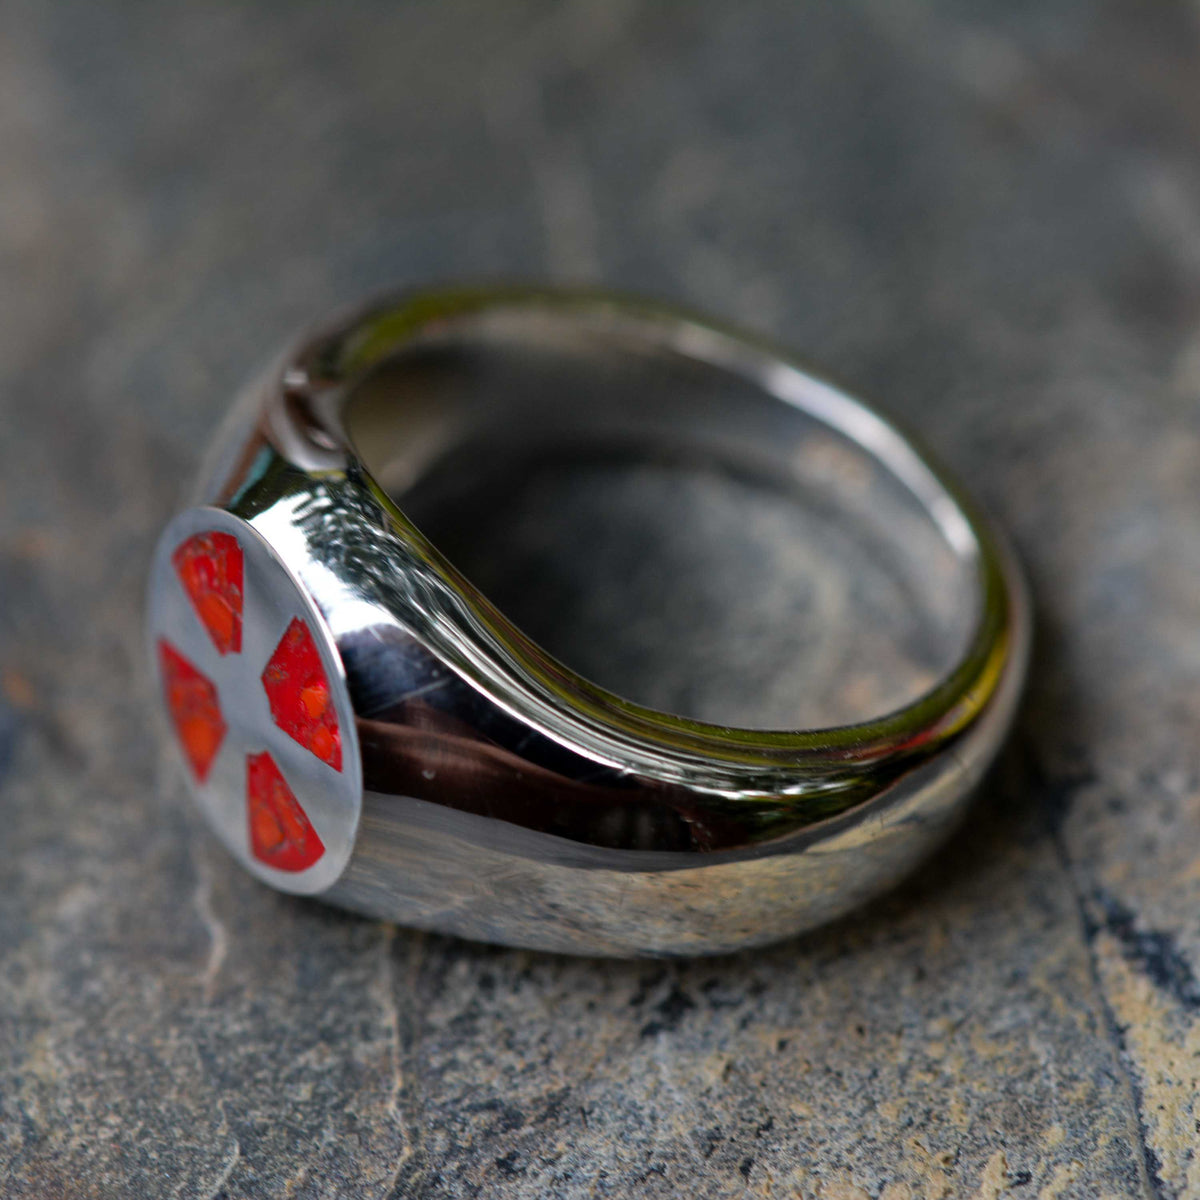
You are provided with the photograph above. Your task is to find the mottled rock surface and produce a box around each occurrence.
[3,1,1200,1196]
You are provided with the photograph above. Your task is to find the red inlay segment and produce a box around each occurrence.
[261,617,343,771]
[158,639,226,783]
[246,751,325,871]
[173,531,244,655]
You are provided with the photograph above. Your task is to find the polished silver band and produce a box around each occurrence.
[148,286,1029,956]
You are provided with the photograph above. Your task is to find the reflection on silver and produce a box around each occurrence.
[151,286,1031,956]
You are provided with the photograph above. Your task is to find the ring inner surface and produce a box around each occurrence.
[342,310,977,732]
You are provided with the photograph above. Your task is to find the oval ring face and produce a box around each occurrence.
[147,506,361,894]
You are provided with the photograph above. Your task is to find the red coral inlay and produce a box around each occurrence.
[158,639,226,783]
[246,751,325,871]
[261,617,342,771]
[173,531,244,655]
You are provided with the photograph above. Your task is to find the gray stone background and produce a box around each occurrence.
[3,1,1200,1196]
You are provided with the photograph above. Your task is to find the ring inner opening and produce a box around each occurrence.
[342,309,977,731]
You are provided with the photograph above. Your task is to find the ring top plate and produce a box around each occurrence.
[147,505,362,894]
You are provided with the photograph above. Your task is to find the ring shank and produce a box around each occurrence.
[342,307,977,729]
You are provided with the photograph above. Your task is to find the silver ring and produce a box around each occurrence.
[147,286,1030,956]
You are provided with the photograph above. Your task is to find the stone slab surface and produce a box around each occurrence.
[3,2,1200,1196]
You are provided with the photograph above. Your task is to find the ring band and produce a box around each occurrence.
[147,286,1030,956]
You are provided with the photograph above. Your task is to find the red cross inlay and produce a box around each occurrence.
[247,750,326,872]
[173,530,244,655]
[261,616,343,772]
[161,528,333,873]
[158,639,226,783]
